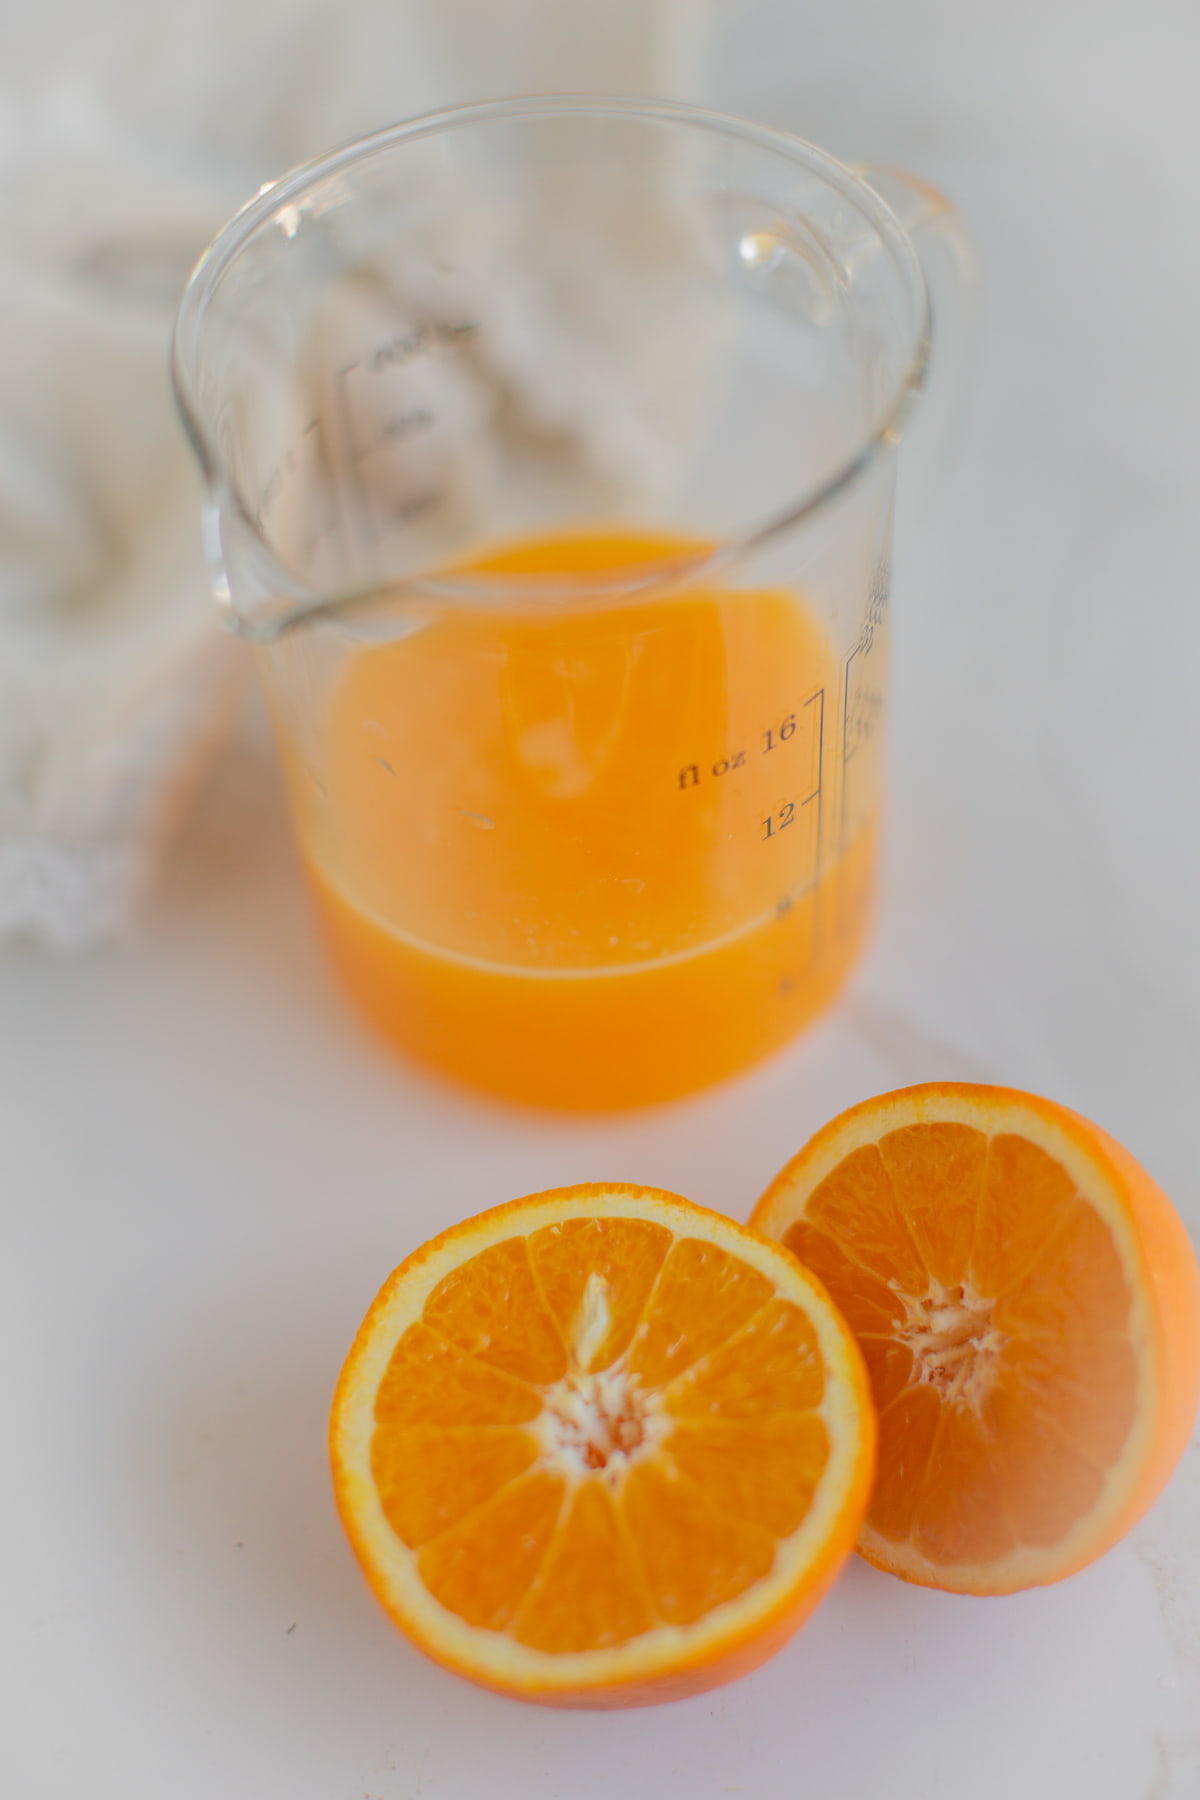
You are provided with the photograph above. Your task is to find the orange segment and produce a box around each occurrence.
[373,1321,541,1426]
[421,1237,567,1384]
[330,1184,874,1707]
[371,1425,540,1547]
[870,1385,942,1544]
[910,1404,1016,1567]
[781,1220,906,1336]
[996,1332,1137,1464]
[753,1083,1200,1595]
[621,1459,778,1625]
[804,1145,927,1291]
[514,1479,653,1653]
[876,1122,986,1285]
[981,1388,1105,1549]
[664,1415,830,1539]
[971,1132,1079,1293]
[993,1196,1131,1346]
[526,1216,672,1371]
[665,1298,825,1417]
[416,1471,566,1631]
[626,1237,774,1387]
[856,1335,915,1412]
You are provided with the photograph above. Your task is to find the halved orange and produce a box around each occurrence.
[752,1084,1200,1595]
[330,1184,875,1706]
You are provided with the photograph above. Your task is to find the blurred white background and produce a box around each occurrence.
[2,3,1199,1797]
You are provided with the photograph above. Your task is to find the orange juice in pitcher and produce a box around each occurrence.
[279,531,877,1105]
[172,99,968,1106]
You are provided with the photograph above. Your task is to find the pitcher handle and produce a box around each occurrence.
[854,164,978,522]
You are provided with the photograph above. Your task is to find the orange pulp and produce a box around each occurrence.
[752,1084,1200,1593]
[329,1185,876,1705]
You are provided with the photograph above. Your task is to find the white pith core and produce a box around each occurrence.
[524,1270,668,1480]
[536,1364,667,1478]
[898,1277,1006,1409]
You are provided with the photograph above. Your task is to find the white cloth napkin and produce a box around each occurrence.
[0,0,714,945]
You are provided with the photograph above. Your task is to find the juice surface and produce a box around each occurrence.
[287,532,875,1106]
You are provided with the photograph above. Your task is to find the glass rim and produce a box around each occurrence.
[171,94,931,616]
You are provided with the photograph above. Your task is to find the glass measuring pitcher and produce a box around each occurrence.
[172,98,971,1108]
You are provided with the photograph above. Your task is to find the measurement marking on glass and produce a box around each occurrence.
[368,319,477,373]
[675,685,825,799]
[805,684,827,969]
[760,687,824,852]
[335,362,376,562]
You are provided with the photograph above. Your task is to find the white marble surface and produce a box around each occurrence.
[4,2,1200,1795]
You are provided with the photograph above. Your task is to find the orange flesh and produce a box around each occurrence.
[367,1217,833,1652]
[780,1123,1142,1569]
[283,532,875,1107]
